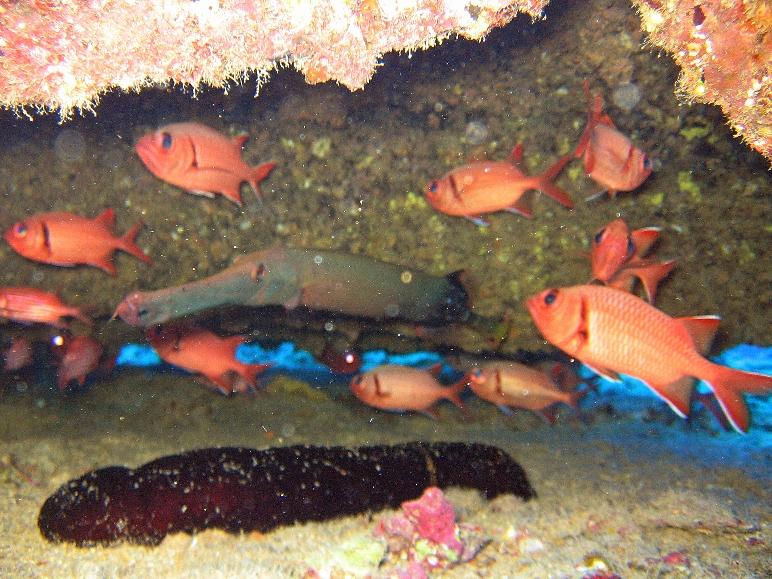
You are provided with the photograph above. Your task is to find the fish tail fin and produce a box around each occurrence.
[628,259,677,303]
[119,222,153,265]
[248,162,277,200]
[535,154,574,209]
[446,377,468,414]
[701,365,772,433]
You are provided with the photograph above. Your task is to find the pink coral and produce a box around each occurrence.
[400,487,463,555]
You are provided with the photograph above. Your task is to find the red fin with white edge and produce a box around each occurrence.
[645,376,695,419]
[677,315,720,355]
[504,195,533,218]
[630,227,661,257]
[584,362,620,383]
[248,162,277,201]
[701,365,772,433]
[118,222,153,266]
[94,208,116,228]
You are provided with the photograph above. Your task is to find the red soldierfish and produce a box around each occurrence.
[527,284,771,433]
[424,143,574,226]
[0,287,90,328]
[135,122,276,206]
[350,365,466,418]
[147,325,270,395]
[590,217,676,303]
[574,81,652,198]
[4,209,152,275]
[467,360,583,423]
[53,335,106,391]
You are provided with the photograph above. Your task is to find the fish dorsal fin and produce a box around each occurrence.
[232,134,249,149]
[630,227,661,257]
[94,208,116,228]
[646,376,694,418]
[677,315,720,355]
[508,143,524,166]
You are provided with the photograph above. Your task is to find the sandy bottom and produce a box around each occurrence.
[1,371,769,578]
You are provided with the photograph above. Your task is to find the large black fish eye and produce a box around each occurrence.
[544,289,558,305]
[161,132,173,149]
[593,228,606,245]
[13,222,27,237]
[428,181,438,193]
[626,237,636,257]
[643,155,652,170]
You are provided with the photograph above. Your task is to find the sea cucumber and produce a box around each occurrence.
[38,442,535,546]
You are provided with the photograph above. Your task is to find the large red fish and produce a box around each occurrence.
[147,325,270,395]
[4,209,152,275]
[0,287,90,328]
[135,122,276,205]
[590,217,676,303]
[527,284,771,433]
[574,82,652,198]
[424,144,573,226]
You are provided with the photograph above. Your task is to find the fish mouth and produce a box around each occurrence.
[112,293,144,326]
[135,138,161,175]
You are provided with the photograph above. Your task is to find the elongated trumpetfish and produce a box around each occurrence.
[39,442,534,546]
[113,247,469,327]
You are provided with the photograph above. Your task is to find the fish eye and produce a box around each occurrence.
[13,223,27,237]
[544,289,558,305]
[161,132,173,149]
[593,228,606,245]
[643,155,652,170]
[626,237,636,257]
[428,181,438,193]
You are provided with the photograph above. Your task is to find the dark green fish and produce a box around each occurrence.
[114,247,468,327]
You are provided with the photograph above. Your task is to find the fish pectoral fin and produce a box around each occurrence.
[583,363,620,383]
[645,376,694,418]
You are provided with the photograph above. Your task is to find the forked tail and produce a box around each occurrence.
[535,154,574,209]
[120,222,153,265]
[248,162,277,200]
[702,365,772,433]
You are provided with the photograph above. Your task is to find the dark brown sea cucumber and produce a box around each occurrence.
[38,442,535,546]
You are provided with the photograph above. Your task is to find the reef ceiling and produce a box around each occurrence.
[0,0,769,162]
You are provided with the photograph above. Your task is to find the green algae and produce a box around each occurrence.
[678,170,702,202]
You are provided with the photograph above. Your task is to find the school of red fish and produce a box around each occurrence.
[2,82,769,433]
